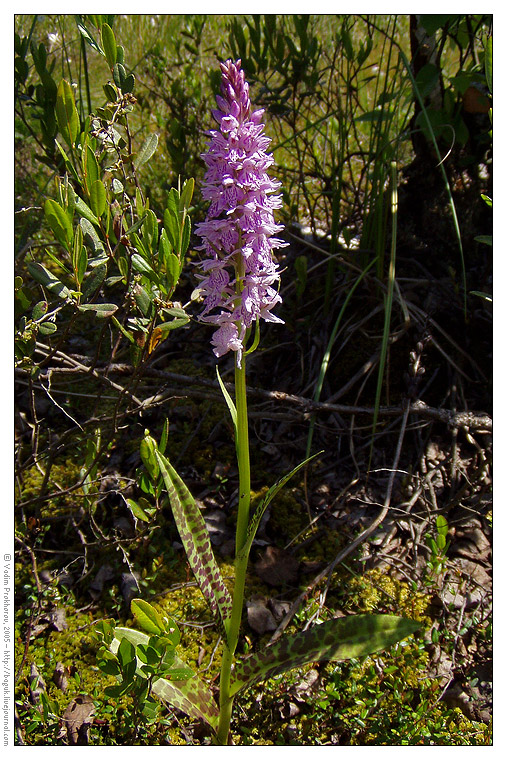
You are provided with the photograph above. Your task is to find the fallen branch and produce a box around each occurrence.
[16,363,492,432]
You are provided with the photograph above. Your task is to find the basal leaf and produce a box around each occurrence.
[230,614,421,697]
[161,666,195,681]
[154,450,233,638]
[111,627,219,729]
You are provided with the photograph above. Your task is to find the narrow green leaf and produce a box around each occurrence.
[143,208,159,249]
[76,245,88,284]
[131,599,167,636]
[181,215,191,257]
[131,252,157,279]
[166,188,179,216]
[111,315,136,344]
[56,79,79,148]
[82,262,107,300]
[159,418,170,455]
[54,140,81,184]
[76,198,100,228]
[216,366,237,436]
[179,178,195,212]
[83,144,100,193]
[154,450,233,637]
[133,284,152,317]
[76,22,103,55]
[124,213,148,238]
[230,614,421,697]
[239,453,321,561]
[158,227,172,258]
[134,133,159,170]
[484,37,493,94]
[101,23,117,69]
[77,303,118,317]
[163,207,180,251]
[26,262,72,300]
[111,627,219,729]
[113,62,127,90]
[44,199,73,249]
[469,290,492,302]
[165,253,180,292]
[126,497,150,523]
[89,179,107,218]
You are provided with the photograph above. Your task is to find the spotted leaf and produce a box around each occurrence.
[112,627,218,729]
[154,450,232,639]
[230,614,421,696]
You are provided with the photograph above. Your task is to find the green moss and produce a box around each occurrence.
[344,567,431,622]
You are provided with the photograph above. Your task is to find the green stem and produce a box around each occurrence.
[216,352,251,745]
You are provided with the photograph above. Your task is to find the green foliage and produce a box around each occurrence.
[425,514,451,576]
[231,614,420,697]
[14,13,491,747]
[152,440,234,637]
[105,624,219,729]
[15,15,194,373]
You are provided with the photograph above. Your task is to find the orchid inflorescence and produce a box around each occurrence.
[196,59,287,365]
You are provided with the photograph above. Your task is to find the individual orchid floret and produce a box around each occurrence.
[196,59,287,366]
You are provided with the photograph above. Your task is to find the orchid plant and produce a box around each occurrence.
[95,59,420,746]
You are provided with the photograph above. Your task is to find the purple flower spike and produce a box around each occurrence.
[196,59,287,366]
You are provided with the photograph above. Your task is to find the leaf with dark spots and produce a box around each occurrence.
[230,614,421,697]
[112,627,219,729]
[154,450,232,640]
